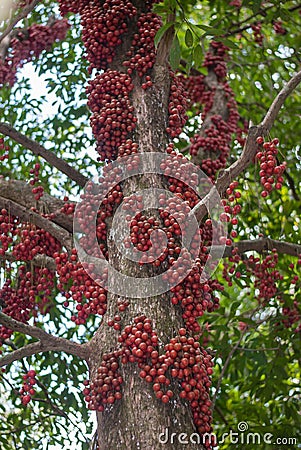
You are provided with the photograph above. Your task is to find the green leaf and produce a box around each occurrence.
[193,44,203,66]
[154,22,174,48]
[216,37,239,49]
[169,34,181,70]
[185,28,194,47]
[197,24,225,36]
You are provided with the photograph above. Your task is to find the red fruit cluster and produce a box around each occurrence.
[84,319,214,445]
[251,251,283,303]
[125,211,165,263]
[119,315,158,363]
[171,271,221,333]
[255,136,286,197]
[123,13,162,77]
[58,0,90,15]
[80,0,137,71]
[75,179,123,261]
[20,370,37,405]
[222,180,242,241]
[54,250,108,325]
[0,208,14,256]
[166,73,188,137]
[282,300,301,332]
[13,226,60,260]
[161,331,213,441]
[0,206,63,349]
[0,266,55,346]
[83,351,123,411]
[29,163,44,201]
[86,70,136,161]
[60,197,76,216]
[223,248,284,303]
[273,20,287,35]
[229,0,242,7]
[0,19,70,87]
[251,22,264,45]
[222,246,242,287]
[203,41,229,80]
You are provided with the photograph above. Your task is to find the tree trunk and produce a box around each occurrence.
[80,2,209,448]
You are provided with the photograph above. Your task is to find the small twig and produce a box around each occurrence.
[0,123,88,188]
[284,171,300,201]
[0,0,40,44]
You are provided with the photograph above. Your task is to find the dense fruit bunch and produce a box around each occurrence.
[83,351,123,410]
[0,137,9,161]
[54,250,108,325]
[255,136,286,197]
[58,0,90,15]
[273,20,286,35]
[0,19,70,87]
[86,70,136,161]
[203,41,228,80]
[0,206,61,349]
[0,265,55,348]
[13,225,60,260]
[84,318,214,446]
[166,73,188,137]
[123,13,161,77]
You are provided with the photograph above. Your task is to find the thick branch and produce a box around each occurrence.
[218,238,301,258]
[0,312,89,366]
[192,70,301,222]
[0,252,56,270]
[0,123,88,188]
[0,195,72,250]
[226,3,301,37]
[0,0,40,44]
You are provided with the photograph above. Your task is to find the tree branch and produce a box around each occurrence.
[0,251,56,270]
[0,312,89,366]
[211,328,246,411]
[192,69,301,222]
[219,237,301,258]
[261,70,301,130]
[0,178,73,232]
[0,123,88,188]
[0,195,72,250]
[0,0,40,44]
